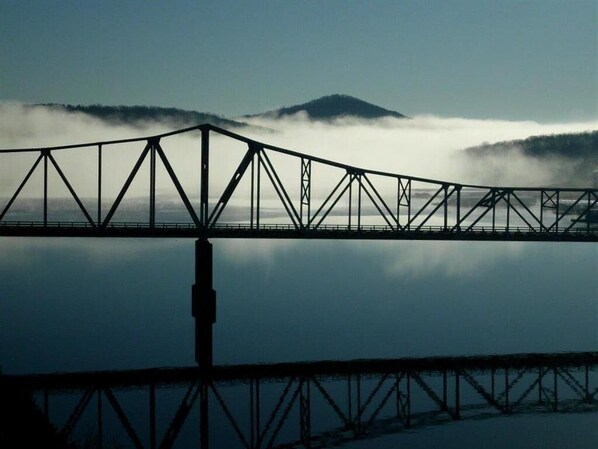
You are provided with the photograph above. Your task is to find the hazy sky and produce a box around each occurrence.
[1,0,596,122]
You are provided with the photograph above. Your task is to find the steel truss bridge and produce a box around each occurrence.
[1,124,597,448]
[1,352,596,449]
[0,124,596,241]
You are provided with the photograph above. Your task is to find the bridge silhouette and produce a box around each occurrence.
[0,124,596,240]
[0,124,596,448]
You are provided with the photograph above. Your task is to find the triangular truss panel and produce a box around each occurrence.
[0,152,45,222]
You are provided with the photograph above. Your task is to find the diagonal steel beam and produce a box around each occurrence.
[311,376,350,427]
[258,150,300,228]
[48,153,95,226]
[412,372,457,419]
[159,381,201,449]
[101,142,151,228]
[564,196,596,232]
[406,185,444,229]
[415,185,457,231]
[357,176,396,230]
[208,145,256,226]
[103,387,144,449]
[155,144,200,226]
[463,189,509,232]
[210,382,251,449]
[547,191,587,231]
[258,377,296,446]
[308,172,351,229]
[61,387,95,437]
[509,191,546,231]
[0,153,43,222]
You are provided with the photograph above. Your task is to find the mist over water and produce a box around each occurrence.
[2,103,597,191]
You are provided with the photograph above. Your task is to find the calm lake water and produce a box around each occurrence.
[0,237,596,447]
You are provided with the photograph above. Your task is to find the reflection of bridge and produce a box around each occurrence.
[3,352,596,449]
[1,124,597,448]
[1,124,596,241]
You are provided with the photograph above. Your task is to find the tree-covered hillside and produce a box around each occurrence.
[39,104,246,128]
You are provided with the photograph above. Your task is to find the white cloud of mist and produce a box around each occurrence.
[241,114,598,186]
[2,102,596,200]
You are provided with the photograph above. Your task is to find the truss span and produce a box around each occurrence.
[1,124,596,241]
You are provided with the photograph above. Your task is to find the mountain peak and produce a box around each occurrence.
[252,94,407,120]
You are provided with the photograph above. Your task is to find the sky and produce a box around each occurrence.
[1,0,597,122]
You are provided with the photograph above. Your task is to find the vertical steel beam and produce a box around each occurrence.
[300,378,311,448]
[505,368,510,414]
[456,186,461,231]
[553,368,558,411]
[555,191,560,233]
[97,389,103,449]
[43,150,48,226]
[540,189,545,229]
[538,368,543,404]
[347,374,352,423]
[98,144,102,225]
[405,372,411,428]
[395,374,400,419]
[442,370,447,409]
[506,191,511,231]
[200,379,209,449]
[587,191,591,233]
[348,176,353,229]
[357,175,362,231]
[256,153,261,230]
[200,127,210,227]
[44,389,49,420]
[149,142,156,229]
[585,364,590,403]
[491,189,496,232]
[300,158,311,228]
[256,380,260,449]
[250,157,255,229]
[443,185,448,231]
[356,373,362,433]
[149,382,156,449]
[454,370,460,420]
[249,379,261,449]
[250,379,254,447]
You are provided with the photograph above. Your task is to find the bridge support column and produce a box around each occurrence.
[192,238,216,449]
[192,238,217,368]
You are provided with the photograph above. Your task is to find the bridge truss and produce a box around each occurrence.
[0,124,596,241]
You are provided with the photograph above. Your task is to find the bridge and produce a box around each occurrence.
[1,124,596,448]
[0,124,596,241]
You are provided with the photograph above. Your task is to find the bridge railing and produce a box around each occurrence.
[0,124,596,240]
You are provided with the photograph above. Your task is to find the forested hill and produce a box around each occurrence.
[39,104,246,128]
[465,130,598,160]
[247,94,408,120]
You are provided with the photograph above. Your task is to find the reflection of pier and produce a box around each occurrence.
[3,352,596,448]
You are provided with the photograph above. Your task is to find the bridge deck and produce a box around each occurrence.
[4,351,597,391]
[1,222,596,241]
